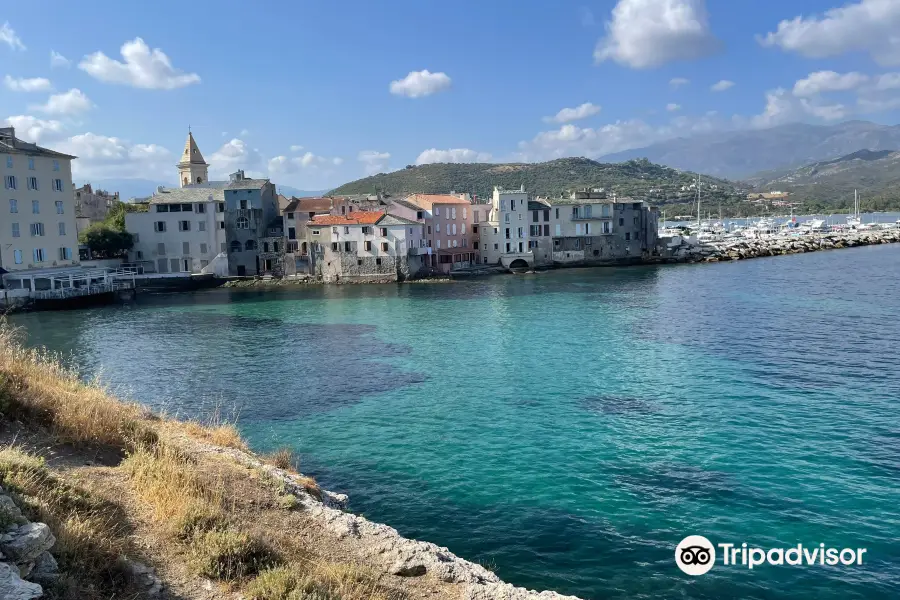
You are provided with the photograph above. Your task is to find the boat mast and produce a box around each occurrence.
[696,174,701,229]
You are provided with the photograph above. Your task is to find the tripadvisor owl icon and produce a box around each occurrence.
[676,535,716,576]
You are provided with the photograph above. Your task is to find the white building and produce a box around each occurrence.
[0,126,79,274]
[478,186,534,268]
[125,187,226,274]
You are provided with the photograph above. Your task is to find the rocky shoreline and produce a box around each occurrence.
[663,229,900,264]
[204,442,583,600]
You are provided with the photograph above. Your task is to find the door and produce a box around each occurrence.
[237,265,246,276]
[157,258,168,273]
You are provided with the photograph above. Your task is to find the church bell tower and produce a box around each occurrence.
[177,130,209,187]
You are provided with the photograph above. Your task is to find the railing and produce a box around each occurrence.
[32,280,134,300]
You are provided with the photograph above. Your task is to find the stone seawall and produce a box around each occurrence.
[662,229,900,264]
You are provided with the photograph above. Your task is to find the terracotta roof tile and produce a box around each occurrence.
[309,211,384,226]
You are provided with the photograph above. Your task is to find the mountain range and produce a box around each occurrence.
[600,121,900,179]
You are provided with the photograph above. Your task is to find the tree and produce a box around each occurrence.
[79,224,134,259]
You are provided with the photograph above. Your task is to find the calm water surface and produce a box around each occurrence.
[10,244,900,599]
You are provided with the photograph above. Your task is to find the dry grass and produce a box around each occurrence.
[0,327,154,449]
[245,562,406,600]
[183,420,247,451]
[0,447,132,600]
[264,447,296,471]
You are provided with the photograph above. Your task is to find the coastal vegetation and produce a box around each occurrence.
[78,200,144,259]
[0,324,417,600]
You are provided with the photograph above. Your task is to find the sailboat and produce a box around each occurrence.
[847,190,862,228]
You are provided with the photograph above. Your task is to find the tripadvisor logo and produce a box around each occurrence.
[675,536,868,575]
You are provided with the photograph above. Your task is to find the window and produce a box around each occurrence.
[6,157,12,168]
[157,242,166,256]
[634,216,639,226]
[170,204,181,212]
[9,199,17,213]
[154,221,166,232]
[11,223,19,237]
[52,160,59,171]
[602,221,611,234]
[288,227,296,240]
[544,209,550,222]
[33,248,46,262]
[229,241,242,252]
[28,158,35,170]
[474,242,479,250]
[179,220,191,231]
[619,218,624,226]
[200,243,208,254]
[474,210,480,223]
[427,225,432,234]
[181,203,192,212]
[437,239,441,249]
[555,224,561,236]
[533,211,539,223]
[510,200,516,210]
[198,221,206,231]
[219,221,225,229]
[32,200,39,214]
[13,249,21,264]
[530,225,541,236]
[462,223,466,234]
[137,251,144,260]
[451,207,456,219]
[311,229,320,235]
[344,241,351,252]
[375,258,382,266]
[58,247,72,261]
[505,227,510,239]
[55,201,64,214]
[156,204,169,212]
[555,208,559,219]
[544,224,550,236]
[331,242,339,252]
[436,223,441,233]
[463,207,467,219]
[361,226,371,235]
[381,242,388,252]
[58,222,65,236]
[504,213,510,224]
[472,225,478,234]
[4,175,16,190]
[517,227,524,238]
[217,202,225,213]
[434,207,440,216]
[380,227,388,237]
[197,203,206,213]
[452,239,458,248]
[364,241,372,251]
[332,226,338,234]
[416,211,423,219]
[183,242,190,254]
[30,223,44,236]
[602,204,610,217]
[625,232,631,240]
[505,242,511,253]
[585,223,591,235]
[236,217,250,229]
[245,240,257,251]
[240,199,247,210]
[494,243,498,250]
[27,177,38,191]
[53,179,63,192]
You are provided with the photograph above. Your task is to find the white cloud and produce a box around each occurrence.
[332,157,344,166]
[2,115,65,144]
[666,103,681,111]
[30,89,93,116]
[0,22,24,51]
[873,72,900,90]
[415,148,493,165]
[240,128,250,136]
[389,70,452,98]
[711,79,735,92]
[594,0,719,69]
[792,70,869,96]
[544,102,602,124]
[799,99,849,120]
[760,0,900,66]
[50,133,174,180]
[268,151,341,174]
[50,50,71,68]
[3,76,53,92]
[209,138,264,177]
[750,88,800,128]
[670,77,690,87]
[289,144,304,152]
[358,150,391,175]
[79,38,201,89]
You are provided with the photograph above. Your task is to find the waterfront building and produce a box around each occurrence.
[538,191,659,266]
[0,126,79,277]
[478,186,534,269]
[125,186,227,274]
[307,211,426,282]
[282,196,332,275]
[388,193,476,272]
[223,170,282,276]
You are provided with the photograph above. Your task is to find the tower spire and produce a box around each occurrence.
[177,130,209,187]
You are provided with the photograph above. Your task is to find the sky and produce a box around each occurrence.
[2,0,900,191]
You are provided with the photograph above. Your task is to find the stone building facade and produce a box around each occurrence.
[223,170,280,277]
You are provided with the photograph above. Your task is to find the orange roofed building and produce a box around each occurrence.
[306,211,428,282]
[387,193,478,273]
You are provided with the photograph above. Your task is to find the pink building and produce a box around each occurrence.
[388,194,476,272]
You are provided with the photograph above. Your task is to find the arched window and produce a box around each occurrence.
[183,177,188,186]
[245,239,257,251]
[229,241,242,253]
[236,217,249,229]
[273,242,279,252]
[263,242,269,253]
[196,176,202,183]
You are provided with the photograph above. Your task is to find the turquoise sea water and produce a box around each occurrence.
[10,244,900,599]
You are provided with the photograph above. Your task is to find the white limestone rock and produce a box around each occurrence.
[0,523,56,565]
[0,562,43,600]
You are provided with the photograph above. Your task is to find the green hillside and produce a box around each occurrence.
[330,157,753,214]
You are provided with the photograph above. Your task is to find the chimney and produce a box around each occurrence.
[0,127,14,144]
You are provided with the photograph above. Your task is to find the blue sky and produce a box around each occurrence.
[2,0,900,191]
